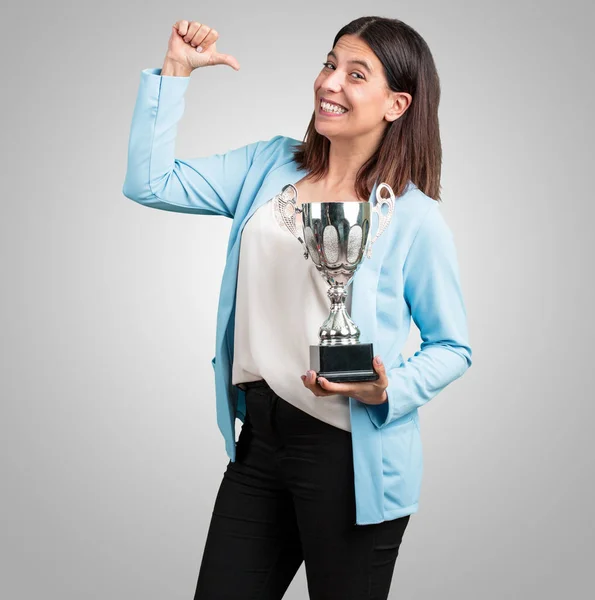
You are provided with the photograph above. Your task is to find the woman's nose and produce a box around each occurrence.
[323,80,343,94]
[322,72,344,91]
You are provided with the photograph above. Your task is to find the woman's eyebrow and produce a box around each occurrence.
[327,49,373,74]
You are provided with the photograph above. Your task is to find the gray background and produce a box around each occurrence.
[1,0,593,598]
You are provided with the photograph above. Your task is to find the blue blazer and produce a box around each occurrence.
[123,68,473,525]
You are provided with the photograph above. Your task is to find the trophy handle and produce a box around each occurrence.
[366,182,395,259]
[275,184,309,259]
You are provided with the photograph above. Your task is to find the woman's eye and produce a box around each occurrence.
[321,62,364,80]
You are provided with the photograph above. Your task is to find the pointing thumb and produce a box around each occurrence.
[212,51,240,71]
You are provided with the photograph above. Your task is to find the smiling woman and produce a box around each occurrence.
[122,14,471,600]
[294,18,442,203]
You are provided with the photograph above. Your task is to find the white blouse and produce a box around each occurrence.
[231,186,353,432]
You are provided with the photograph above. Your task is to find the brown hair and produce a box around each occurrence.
[292,16,443,202]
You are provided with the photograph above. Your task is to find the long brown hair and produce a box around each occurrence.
[292,16,443,202]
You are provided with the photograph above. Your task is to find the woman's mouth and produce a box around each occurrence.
[319,99,349,117]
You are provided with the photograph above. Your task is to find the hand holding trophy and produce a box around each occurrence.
[274,181,395,400]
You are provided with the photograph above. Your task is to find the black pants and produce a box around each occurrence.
[194,380,411,600]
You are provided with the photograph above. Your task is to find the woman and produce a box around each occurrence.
[122,15,472,600]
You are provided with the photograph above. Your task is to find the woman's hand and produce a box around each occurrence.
[301,355,389,406]
[164,20,240,73]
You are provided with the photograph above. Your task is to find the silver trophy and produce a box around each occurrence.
[274,182,395,383]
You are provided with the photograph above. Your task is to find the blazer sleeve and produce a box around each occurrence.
[365,202,473,428]
[122,67,266,218]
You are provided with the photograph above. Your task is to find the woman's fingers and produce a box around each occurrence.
[191,26,218,51]
[168,20,237,71]
[301,356,388,403]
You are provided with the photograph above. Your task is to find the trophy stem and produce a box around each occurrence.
[319,284,360,346]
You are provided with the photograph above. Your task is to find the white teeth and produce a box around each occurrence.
[321,100,347,114]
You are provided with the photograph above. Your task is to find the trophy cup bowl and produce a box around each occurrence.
[274,182,395,383]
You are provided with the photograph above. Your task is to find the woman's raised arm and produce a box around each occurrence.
[122,20,265,218]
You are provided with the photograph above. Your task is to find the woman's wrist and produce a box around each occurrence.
[161,56,193,77]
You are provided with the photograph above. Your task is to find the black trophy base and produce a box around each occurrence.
[309,343,379,383]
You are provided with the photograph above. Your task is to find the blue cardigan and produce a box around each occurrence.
[123,68,473,525]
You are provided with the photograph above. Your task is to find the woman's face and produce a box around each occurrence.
[313,34,400,142]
